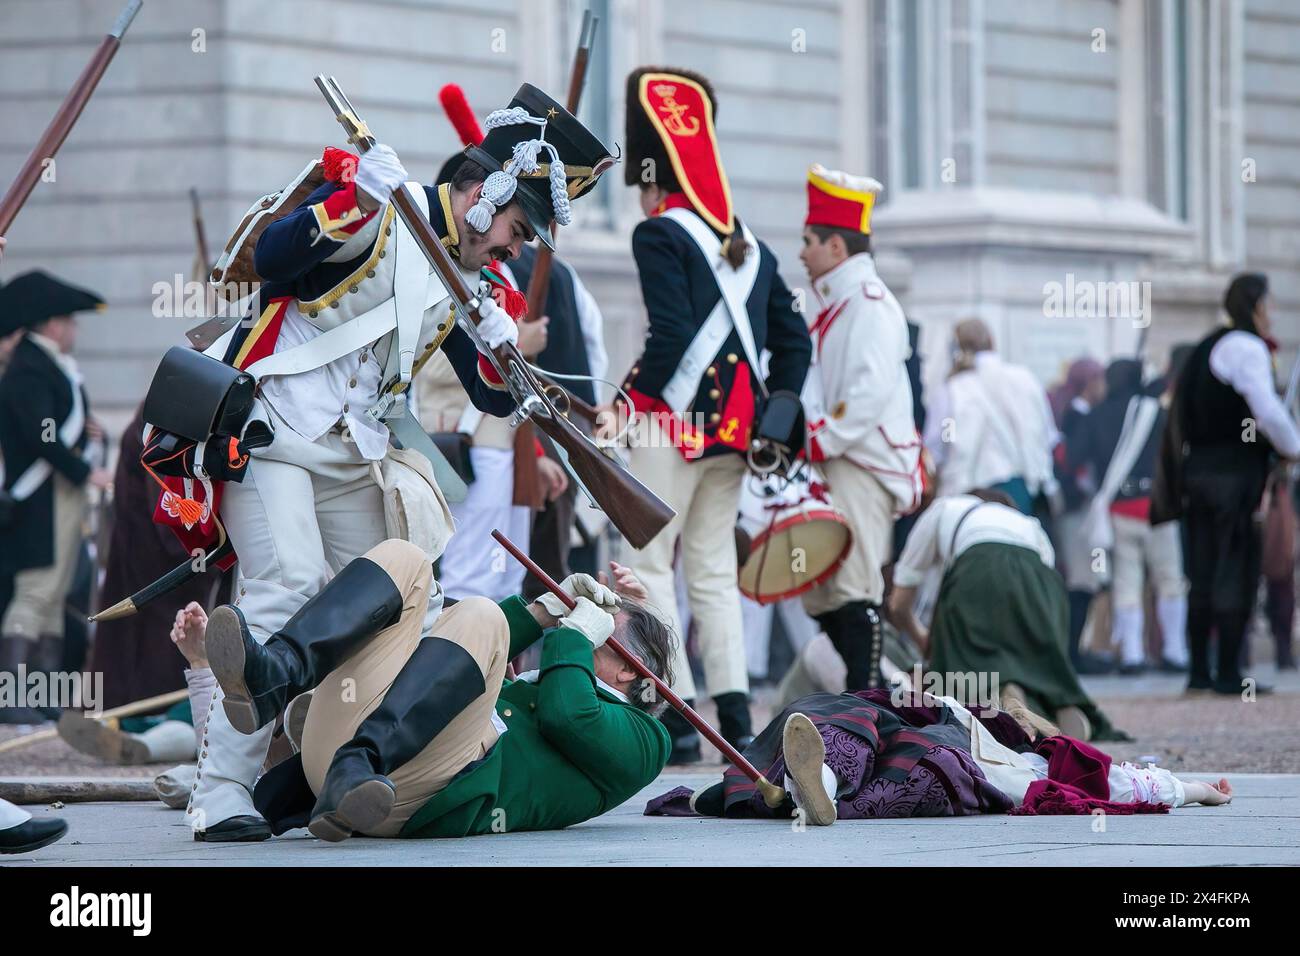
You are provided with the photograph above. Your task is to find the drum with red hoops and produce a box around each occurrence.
[736,471,852,605]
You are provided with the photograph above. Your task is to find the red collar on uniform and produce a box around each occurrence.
[651,192,696,217]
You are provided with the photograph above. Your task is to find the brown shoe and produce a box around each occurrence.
[1054,706,1092,741]
[782,713,836,826]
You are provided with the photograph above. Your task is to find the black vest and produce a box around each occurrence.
[1179,327,1272,474]
[509,244,596,405]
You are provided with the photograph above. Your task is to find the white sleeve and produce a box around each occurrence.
[570,265,609,400]
[816,305,904,457]
[1210,332,1300,457]
[894,502,946,587]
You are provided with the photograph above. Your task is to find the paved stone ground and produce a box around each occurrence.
[4,665,1298,777]
[2,771,1296,867]
[2,660,1297,866]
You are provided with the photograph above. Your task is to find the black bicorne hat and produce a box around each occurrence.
[437,83,615,249]
[0,269,105,337]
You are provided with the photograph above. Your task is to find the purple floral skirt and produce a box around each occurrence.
[646,716,1012,819]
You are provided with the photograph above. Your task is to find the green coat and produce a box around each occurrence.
[400,596,671,838]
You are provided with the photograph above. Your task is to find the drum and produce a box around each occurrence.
[737,472,852,605]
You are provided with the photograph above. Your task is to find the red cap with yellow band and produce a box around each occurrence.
[805,164,883,234]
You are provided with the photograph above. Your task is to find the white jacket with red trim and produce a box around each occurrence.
[805,253,924,514]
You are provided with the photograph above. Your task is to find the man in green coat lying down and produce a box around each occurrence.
[202,538,674,842]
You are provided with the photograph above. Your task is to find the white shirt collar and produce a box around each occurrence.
[812,252,878,310]
[513,668,630,703]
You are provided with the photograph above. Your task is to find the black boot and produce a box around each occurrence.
[309,635,487,842]
[863,604,885,691]
[1066,590,1092,666]
[659,703,701,764]
[819,602,883,692]
[1213,608,1272,696]
[31,635,64,719]
[1185,603,1214,691]
[208,556,404,735]
[0,636,49,724]
[712,691,754,751]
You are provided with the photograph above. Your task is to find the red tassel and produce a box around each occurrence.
[439,83,484,147]
[321,146,358,184]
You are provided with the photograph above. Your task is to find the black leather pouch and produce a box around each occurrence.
[143,346,257,443]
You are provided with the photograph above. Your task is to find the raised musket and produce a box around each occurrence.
[0,1,144,234]
[513,9,600,510]
[316,75,675,549]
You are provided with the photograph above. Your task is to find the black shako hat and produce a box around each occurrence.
[437,83,615,249]
[0,269,105,337]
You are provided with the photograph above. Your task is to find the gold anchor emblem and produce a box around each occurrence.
[657,96,700,137]
[718,417,740,443]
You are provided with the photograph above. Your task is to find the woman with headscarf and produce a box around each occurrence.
[1153,273,1299,694]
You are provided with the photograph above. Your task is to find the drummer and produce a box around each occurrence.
[797,165,925,691]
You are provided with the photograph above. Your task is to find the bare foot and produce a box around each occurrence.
[170,601,210,668]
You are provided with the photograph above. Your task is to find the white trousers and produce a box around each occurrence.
[1111,514,1187,607]
[438,446,529,602]
[187,422,440,830]
[1110,514,1188,666]
[801,459,895,615]
[2,474,86,639]
[625,422,748,701]
[742,595,819,680]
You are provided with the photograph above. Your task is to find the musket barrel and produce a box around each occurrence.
[110,0,144,37]
[0,0,143,234]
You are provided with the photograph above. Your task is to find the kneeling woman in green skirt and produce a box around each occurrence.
[888,490,1126,741]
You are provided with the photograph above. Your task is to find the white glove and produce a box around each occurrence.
[475,295,519,351]
[559,596,616,648]
[354,143,408,207]
[536,573,619,620]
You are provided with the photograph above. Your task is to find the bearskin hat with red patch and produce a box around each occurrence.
[624,67,736,244]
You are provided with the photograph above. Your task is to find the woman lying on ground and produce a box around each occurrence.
[646,688,1230,825]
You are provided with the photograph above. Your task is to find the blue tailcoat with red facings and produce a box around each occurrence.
[623,214,812,459]
[228,179,513,418]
